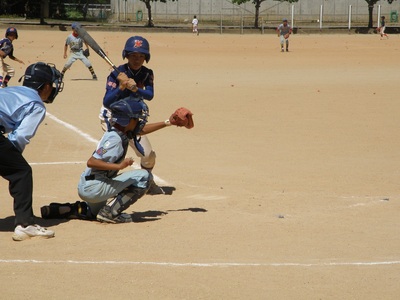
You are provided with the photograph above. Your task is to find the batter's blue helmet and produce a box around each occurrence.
[122,36,150,63]
[21,62,64,103]
[6,27,18,39]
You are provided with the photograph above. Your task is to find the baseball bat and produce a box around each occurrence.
[75,25,119,73]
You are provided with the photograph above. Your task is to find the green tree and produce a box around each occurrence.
[365,0,397,28]
[231,0,298,28]
[140,0,177,27]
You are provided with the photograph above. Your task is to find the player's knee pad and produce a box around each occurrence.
[140,150,156,170]
[108,185,148,216]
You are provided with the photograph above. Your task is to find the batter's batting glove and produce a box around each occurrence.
[169,107,194,129]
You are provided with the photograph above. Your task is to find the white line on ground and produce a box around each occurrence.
[46,112,98,144]
[30,161,86,165]
[0,259,399,267]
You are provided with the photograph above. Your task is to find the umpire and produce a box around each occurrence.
[0,62,63,241]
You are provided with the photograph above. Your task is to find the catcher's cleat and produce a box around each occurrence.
[96,206,132,223]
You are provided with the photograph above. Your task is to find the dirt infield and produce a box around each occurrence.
[1,29,400,299]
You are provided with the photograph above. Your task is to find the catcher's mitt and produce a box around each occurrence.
[169,107,194,129]
[284,33,290,39]
[83,49,90,57]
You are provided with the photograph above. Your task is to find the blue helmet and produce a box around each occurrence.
[71,22,81,29]
[110,98,149,155]
[6,27,18,39]
[21,62,64,103]
[122,36,150,63]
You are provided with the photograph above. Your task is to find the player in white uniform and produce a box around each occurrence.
[192,15,199,35]
[276,18,293,52]
[0,27,25,88]
[61,22,97,80]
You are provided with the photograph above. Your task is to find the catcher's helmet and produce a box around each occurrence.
[122,36,150,63]
[110,98,149,155]
[110,98,148,127]
[21,62,64,103]
[5,27,18,39]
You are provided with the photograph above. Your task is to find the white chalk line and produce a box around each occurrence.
[0,259,400,267]
[46,112,99,144]
[30,161,86,166]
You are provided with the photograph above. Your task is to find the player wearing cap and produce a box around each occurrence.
[0,27,25,88]
[0,62,64,241]
[276,18,293,52]
[99,36,165,194]
[61,22,97,80]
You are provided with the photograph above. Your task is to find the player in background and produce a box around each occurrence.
[0,62,64,241]
[192,15,199,35]
[276,18,293,52]
[99,36,164,195]
[61,22,97,80]
[0,27,25,88]
[378,16,389,39]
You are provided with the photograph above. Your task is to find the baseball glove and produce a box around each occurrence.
[284,33,290,39]
[169,107,194,129]
[83,49,90,57]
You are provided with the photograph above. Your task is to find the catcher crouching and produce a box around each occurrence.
[41,100,194,223]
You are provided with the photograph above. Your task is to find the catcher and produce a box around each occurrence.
[0,27,24,88]
[40,99,194,223]
[60,22,97,80]
[276,18,293,52]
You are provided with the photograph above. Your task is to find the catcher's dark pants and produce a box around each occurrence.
[0,134,34,227]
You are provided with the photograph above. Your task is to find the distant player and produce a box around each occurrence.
[61,22,97,80]
[276,18,293,52]
[378,16,389,39]
[192,15,199,35]
[0,27,25,88]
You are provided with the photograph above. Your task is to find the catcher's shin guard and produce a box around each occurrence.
[41,201,94,220]
[108,186,148,217]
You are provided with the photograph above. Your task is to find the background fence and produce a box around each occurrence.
[107,0,400,29]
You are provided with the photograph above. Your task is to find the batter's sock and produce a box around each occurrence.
[88,66,97,79]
